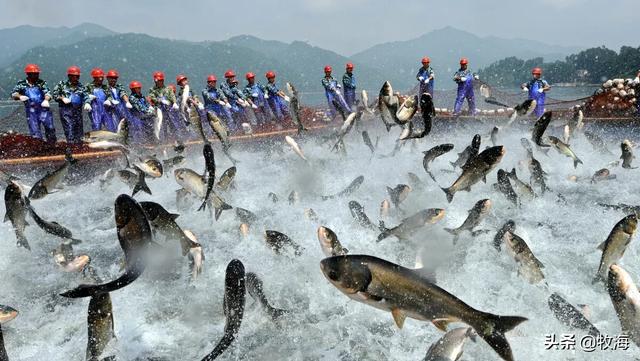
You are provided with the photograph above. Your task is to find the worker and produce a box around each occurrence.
[632,70,640,116]
[201,74,234,128]
[521,67,551,117]
[52,66,88,144]
[264,71,289,123]
[416,57,435,98]
[220,69,249,131]
[176,74,205,134]
[243,72,270,126]
[105,69,132,127]
[452,58,477,116]
[127,80,155,143]
[85,68,116,132]
[321,65,351,120]
[11,64,56,143]
[342,63,356,109]
[148,71,183,141]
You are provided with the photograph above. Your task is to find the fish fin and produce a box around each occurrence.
[596,240,606,251]
[376,223,391,242]
[574,158,583,168]
[509,168,517,178]
[432,318,452,332]
[592,272,604,284]
[449,161,457,168]
[3,213,8,223]
[69,238,83,245]
[482,175,487,183]
[441,187,454,203]
[391,308,407,329]
[197,201,207,212]
[444,227,457,235]
[427,170,436,182]
[472,313,527,361]
[170,213,180,220]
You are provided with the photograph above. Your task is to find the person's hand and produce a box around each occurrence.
[104,99,112,106]
[147,106,155,115]
[41,100,50,108]
[62,97,71,104]
[18,95,29,102]
[125,102,133,109]
[282,95,291,102]
[460,77,467,82]
[418,76,424,81]
[537,88,544,94]
[264,93,269,99]
[424,78,430,84]
[83,103,92,112]
[522,86,529,92]
[161,99,171,106]
[88,94,96,101]
[171,103,179,110]
[197,103,204,110]
[473,74,479,80]
[251,103,258,109]
[225,102,232,109]
[111,99,120,105]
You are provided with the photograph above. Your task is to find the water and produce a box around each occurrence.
[1,117,639,360]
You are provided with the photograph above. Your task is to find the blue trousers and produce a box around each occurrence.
[59,106,84,144]
[453,89,476,116]
[25,104,56,143]
[267,96,289,122]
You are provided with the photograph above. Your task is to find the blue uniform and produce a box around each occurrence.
[52,80,88,144]
[322,76,351,118]
[525,78,549,117]
[128,92,154,143]
[148,85,186,141]
[85,82,116,132]
[12,79,56,143]
[202,86,234,126]
[107,84,129,127]
[243,82,270,125]
[416,66,435,97]
[342,72,356,108]
[265,82,289,122]
[220,81,247,131]
[453,68,476,116]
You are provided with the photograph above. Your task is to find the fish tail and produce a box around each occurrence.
[574,157,583,168]
[509,168,517,178]
[427,170,437,182]
[132,172,152,197]
[376,221,390,242]
[444,227,457,235]
[472,312,528,361]
[591,272,604,285]
[441,187,454,203]
[197,201,207,212]
[214,201,233,221]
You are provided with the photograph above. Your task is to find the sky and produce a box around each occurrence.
[0,0,638,55]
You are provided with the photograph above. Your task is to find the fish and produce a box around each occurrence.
[285,135,307,162]
[547,136,583,168]
[361,131,375,153]
[86,292,115,361]
[531,111,552,148]
[88,140,129,155]
[445,199,492,243]
[174,168,233,220]
[493,220,515,251]
[583,131,612,155]
[4,181,30,249]
[597,203,640,218]
[320,255,527,361]
[503,231,546,284]
[162,155,186,173]
[173,140,185,154]
[507,99,536,125]
[139,201,199,256]
[528,155,548,194]
[184,230,204,282]
[332,112,357,150]
[60,194,153,298]
[28,203,82,244]
[593,214,637,284]
[304,208,319,222]
[406,172,424,191]
[505,169,536,200]
[264,230,303,256]
[360,89,373,114]
[153,107,163,140]
[520,138,533,156]
[206,111,231,151]
[267,192,279,203]
[378,81,399,131]
[424,327,477,361]
[490,126,499,146]
[201,259,246,361]
[134,156,163,178]
[441,146,506,203]
[198,143,216,212]
[235,207,258,225]
[621,139,636,169]
[215,166,237,192]
[422,144,454,181]
[320,175,365,201]
[28,157,72,199]
[378,208,445,242]
[85,118,128,144]
[493,169,518,206]
[52,242,90,273]
[451,134,481,169]
[0,169,18,188]
[591,168,616,183]
[386,184,412,208]
[485,96,509,107]
[379,199,390,218]
[563,124,571,144]
[288,190,299,205]
[395,96,418,123]
[117,169,152,197]
[547,293,600,336]
[239,223,250,237]
[246,272,288,320]
[285,82,306,134]
[607,264,640,347]
[348,201,379,232]
[317,226,349,257]
[0,305,18,361]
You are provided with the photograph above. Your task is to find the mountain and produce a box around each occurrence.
[352,27,580,90]
[0,23,115,67]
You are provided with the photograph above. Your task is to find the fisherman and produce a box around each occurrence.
[177,74,206,128]
[264,71,289,123]
[633,69,640,116]
[452,58,477,116]
[243,72,270,126]
[416,57,435,98]
[342,63,356,109]
[220,70,248,131]
[148,71,182,141]
[105,69,133,126]
[202,74,234,127]
[85,68,116,132]
[127,80,155,143]
[521,67,551,117]
[52,65,88,144]
[322,65,351,120]
[11,64,56,143]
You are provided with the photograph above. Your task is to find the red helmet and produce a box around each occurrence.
[459,58,469,65]
[153,71,165,81]
[176,74,187,84]
[168,84,176,93]
[346,62,354,70]
[224,70,236,78]
[67,66,81,76]
[421,57,430,64]
[91,68,105,78]
[129,80,142,90]
[207,74,217,82]
[245,72,255,80]
[106,69,119,78]
[324,65,332,73]
[24,64,40,74]
[532,67,542,75]
[265,71,276,79]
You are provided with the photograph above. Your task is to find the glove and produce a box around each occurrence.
[217,100,226,105]
[460,77,467,82]
[171,103,179,110]
[83,103,92,112]
[41,100,50,108]
[18,95,29,102]
[522,86,529,92]
[161,99,171,106]
[147,106,155,115]
[197,103,204,110]
[264,93,269,99]
[424,78,430,84]
[418,76,424,81]
[336,84,342,89]
[104,99,112,106]
[225,103,232,109]
[537,88,544,94]
[111,99,120,105]
[634,77,640,85]
[62,97,71,104]
[252,92,258,98]
[282,95,291,102]
[251,104,258,109]
[125,102,133,109]
[88,94,97,101]
[474,75,480,80]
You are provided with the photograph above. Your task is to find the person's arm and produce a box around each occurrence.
[542,80,551,92]
[10,81,26,101]
[428,68,435,81]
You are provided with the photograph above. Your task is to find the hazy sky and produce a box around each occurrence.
[1,0,638,55]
